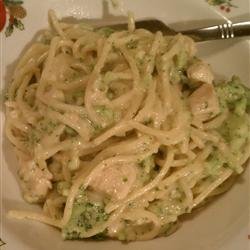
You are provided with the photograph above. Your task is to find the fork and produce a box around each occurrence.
[98,20,250,42]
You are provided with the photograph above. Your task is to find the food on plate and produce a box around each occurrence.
[6,10,250,241]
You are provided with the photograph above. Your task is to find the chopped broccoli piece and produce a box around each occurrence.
[234,97,247,116]
[38,118,58,134]
[141,155,155,173]
[170,67,181,84]
[215,76,250,113]
[28,129,41,144]
[21,118,58,149]
[205,150,225,176]
[170,67,189,86]
[217,113,250,173]
[218,113,249,146]
[214,76,250,173]
[138,155,157,184]
[174,50,188,70]
[169,50,190,85]
[62,189,109,240]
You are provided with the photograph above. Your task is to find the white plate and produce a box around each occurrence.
[1,0,249,249]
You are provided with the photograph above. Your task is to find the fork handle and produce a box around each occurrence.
[182,21,250,42]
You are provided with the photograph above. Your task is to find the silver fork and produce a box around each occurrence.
[98,20,250,42]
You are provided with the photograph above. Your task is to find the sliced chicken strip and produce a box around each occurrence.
[187,61,214,85]
[89,163,137,200]
[188,83,220,121]
[18,160,53,203]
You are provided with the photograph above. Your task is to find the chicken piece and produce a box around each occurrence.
[187,61,214,85]
[188,83,220,121]
[89,163,137,200]
[47,53,75,82]
[18,160,53,203]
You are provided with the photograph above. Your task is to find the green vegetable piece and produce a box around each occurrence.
[205,150,224,176]
[62,197,108,240]
[218,113,249,145]
[138,155,157,184]
[141,155,155,174]
[217,113,249,173]
[38,119,58,134]
[174,50,188,70]
[234,97,247,116]
[215,76,250,111]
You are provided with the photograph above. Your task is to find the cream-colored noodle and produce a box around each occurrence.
[6,10,250,242]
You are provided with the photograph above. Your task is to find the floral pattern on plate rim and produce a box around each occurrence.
[0,0,27,37]
[206,0,238,12]
[0,0,240,37]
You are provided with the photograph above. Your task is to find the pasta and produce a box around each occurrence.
[6,10,250,241]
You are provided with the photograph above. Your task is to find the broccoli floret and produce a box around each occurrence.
[214,76,250,173]
[170,67,189,86]
[217,113,250,173]
[174,50,188,70]
[205,150,225,177]
[38,118,58,134]
[234,98,247,116]
[215,76,250,113]
[141,155,155,173]
[170,50,189,86]
[62,190,109,240]
[138,155,157,184]
[218,113,249,147]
